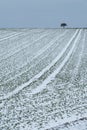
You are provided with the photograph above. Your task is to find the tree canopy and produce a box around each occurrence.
[60,23,67,28]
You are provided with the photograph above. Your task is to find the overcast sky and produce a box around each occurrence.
[0,0,87,28]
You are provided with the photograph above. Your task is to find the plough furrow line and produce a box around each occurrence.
[31,29,81,94]
[0,30,80,100]
[0,30,67,83]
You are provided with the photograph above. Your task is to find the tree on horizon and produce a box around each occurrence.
[60,23,67,28]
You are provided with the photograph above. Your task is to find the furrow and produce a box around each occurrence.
[70,31,85,83]
[0,31,51,62]
[0,30,79,100]
[0,30,50,60]
[45,116,87,130]
[31,29,81,94]
[0,32,23,42]
[0,30,59,80]
[0,30,67,84]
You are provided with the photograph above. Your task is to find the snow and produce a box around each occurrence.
[0,30,68,100]
[0,32,22,42]
[44,115,87,130]
[0,28,87,130]
[31,29,81,94]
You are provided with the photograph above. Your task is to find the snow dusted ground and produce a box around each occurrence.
[0,28,87,130]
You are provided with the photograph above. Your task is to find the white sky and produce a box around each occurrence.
[0,0,87,28]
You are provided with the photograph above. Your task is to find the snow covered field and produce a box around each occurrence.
[0,28,87,130]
